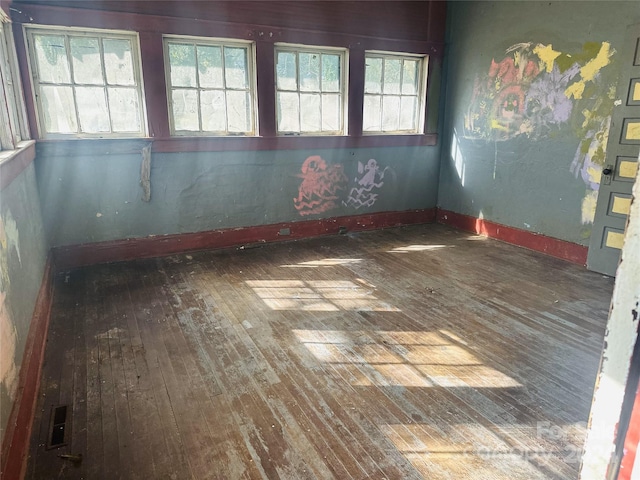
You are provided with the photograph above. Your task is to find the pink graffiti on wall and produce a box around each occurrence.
[294,156,348,216]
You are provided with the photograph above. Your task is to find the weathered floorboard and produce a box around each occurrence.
[26,225,614,479]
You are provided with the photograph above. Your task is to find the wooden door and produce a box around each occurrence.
[587,24,640,276]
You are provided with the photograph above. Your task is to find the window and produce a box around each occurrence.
[164,36,255,136]
[0,20,28,150]
[25,26,145,138]
[275,44,346,135]
[363,52,427,134]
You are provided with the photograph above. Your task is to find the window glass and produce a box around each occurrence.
[165,36,255,135]
[275,45,346,135]
[363,52,427,134]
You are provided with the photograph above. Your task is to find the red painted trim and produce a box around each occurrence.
[52,209,436,270]
[0,258,53,480]
[0,141,36,190]
[619,384,640,480]
[436,209,589,266]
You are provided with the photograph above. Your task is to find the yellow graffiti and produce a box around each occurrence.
[533,43,561,73]
[581,190,598,225]
[565,42,613,100]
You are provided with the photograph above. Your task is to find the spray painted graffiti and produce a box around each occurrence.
[294,155,348,216]
[0,211,21,402]
[465,41,616,224]
[294,156,394,215]
[344,159,390,209]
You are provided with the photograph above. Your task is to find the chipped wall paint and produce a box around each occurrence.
[464,40,617,226]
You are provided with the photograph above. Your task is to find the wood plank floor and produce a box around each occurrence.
[26,224,614,479]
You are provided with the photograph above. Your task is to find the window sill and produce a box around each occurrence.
[35,134,437,156]
[0,140,37,190]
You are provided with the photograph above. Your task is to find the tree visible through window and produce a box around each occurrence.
[165,36,255,135]
[363,52,427,134]
[26,27,145,137]
[275,45,346,135]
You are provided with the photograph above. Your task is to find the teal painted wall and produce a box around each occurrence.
[439,1,640,245]
[37,145,440,247]
[0,162,48,442]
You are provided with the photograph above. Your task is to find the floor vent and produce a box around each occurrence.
[47,405,69,449]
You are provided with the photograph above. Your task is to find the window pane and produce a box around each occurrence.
[108,87,141,132]
[382,95,401,131]
[103,39,135,86]
[201,89,226,132]
[70,37,102,85]
[321,94,340,131]
[321,54,340,92]
[402,60,418,95]
[226,90,250,132]
[172,89,199,130]
[34,35,70,83]
[300,93,320,132]
[364,57,382,94]
[169,43,196,87]
[276,51,297,91]
[383,58,401,94]
[277,91,299,132]
[363,94,381,132]
[399,96,417,130]
[299,52,320,92]
[76,86,110,133]
[40,85,77,133]
[224,47,248,89]
[197,45,223,89]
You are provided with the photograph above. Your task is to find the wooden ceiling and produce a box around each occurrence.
[11,1,446,42]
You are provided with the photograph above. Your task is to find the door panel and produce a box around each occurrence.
[587,25,640,276]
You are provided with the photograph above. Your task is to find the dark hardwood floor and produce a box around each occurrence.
[26,225,614,479]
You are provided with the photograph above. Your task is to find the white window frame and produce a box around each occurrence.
[0,17,29,150]
[274,43,348,136]
[24,24,147,139]
[363,50,428,135]
[163,35,257,137]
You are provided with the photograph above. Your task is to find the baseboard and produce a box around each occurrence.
[436,209,588,266]
[1,257,54,480]
[53,208,437,271]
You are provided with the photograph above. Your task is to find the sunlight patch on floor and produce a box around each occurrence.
[246,279,400,311]
[292,329,522,388]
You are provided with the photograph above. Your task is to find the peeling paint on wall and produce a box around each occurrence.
[0,211,21,403]
[464,41,617,225]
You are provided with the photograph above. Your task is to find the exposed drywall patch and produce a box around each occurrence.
[140,143,152,202]
[464,41,617,226]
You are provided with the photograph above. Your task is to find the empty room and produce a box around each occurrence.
[1,1,640,479]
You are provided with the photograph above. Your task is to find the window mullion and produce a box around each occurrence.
[98,37,114,134]
[65,36,81,134]
[379,57,385,132]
